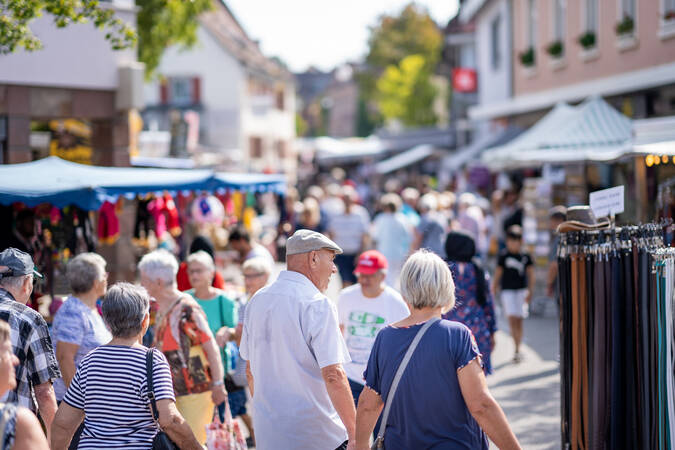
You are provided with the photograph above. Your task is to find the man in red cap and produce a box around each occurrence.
[337,250,409,406]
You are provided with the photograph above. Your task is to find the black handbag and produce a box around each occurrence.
[146,348,180,450]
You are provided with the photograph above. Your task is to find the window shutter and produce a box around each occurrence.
[192,77,201,104]
[160,79,168,104]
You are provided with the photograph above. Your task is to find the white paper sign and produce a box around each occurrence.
[589,185,625,218]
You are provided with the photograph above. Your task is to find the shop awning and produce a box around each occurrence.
[482,97,634,169]
[0,157,286,210]
[442,126,523,172]
[314,136,386,164]
[374,144,436,174]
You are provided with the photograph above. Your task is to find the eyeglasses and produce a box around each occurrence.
[243,272,266,279]
[188,268,208,275]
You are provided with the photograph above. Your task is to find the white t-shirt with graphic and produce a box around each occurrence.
[338,284,410,384]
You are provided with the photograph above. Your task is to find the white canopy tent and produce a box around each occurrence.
[482,97,638,170]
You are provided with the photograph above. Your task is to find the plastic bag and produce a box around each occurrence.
[205,402,247,450]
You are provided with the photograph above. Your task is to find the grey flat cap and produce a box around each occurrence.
[286,229,343,256]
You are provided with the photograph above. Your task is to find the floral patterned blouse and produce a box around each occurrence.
[443,262,497,374]
[153,296,215,396]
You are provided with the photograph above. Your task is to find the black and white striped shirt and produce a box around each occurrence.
[63,345,175,449]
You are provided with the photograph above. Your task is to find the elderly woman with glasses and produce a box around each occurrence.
[51,283,201,449]
[138,250,227,445]
[354,250,520,450]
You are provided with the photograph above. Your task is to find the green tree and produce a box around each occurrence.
[0,0,212,79]
[358,2,442,129]
[295,113,308,137]
[376,54,438,127]
[137,0,212,79]
[0,0,136,53]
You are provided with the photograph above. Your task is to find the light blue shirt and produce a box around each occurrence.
[52,296,111,400]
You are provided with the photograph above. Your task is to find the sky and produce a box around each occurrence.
[226,0,460,73]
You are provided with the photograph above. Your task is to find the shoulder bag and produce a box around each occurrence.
[371,317,440,450]
[146,348,180,450]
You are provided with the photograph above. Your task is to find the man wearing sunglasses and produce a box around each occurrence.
[0,248,60,441]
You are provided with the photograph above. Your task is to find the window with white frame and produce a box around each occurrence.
[491,15,501,70]
[584,0,598,32]
[619,0,636,19]
[527,0,537,49]
[664,0,675,20]
[553,0,566,43]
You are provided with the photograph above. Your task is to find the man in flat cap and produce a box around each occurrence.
[0,248,60,437]
[240,230,355,450]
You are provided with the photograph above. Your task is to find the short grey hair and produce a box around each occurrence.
[138,250,178,285]
[400,250,455,310]
[102,282,149,338]
[242,257,273,275]
[67,253,106,295]
[418,193,438,212]
[186,251,215,272]
[0,274,31,291]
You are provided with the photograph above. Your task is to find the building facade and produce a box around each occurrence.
[469,0,675,124]
[142,0,295,174]
[0,0,142,167]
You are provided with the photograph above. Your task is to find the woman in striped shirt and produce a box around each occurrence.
[50,283,201,450]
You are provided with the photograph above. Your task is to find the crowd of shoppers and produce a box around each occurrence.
[0,176,565,449]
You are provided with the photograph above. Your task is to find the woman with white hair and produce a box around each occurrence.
[138,250,227,445]
[354,250,520,449]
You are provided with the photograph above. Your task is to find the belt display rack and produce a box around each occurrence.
[558,221,675,450]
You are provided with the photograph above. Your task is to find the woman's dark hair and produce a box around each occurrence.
[189,235,215,259]
[444,231,487,306]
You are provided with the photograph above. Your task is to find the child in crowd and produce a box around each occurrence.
[492,225,534,363]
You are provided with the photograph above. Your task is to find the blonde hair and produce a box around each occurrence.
[400,250,456,310]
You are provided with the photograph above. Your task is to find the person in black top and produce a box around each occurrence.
[492,225,534,363]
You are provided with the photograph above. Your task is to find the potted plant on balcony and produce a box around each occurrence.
[615,15,634,35]
[578,31,596,49]
[546,41,564,58]
[519,47,535,67]
[665,10,675,20]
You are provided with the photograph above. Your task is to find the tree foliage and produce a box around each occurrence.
[136,0,212,79]
[0,0,136,54]
[0,0,212,80]
[358,3,442,129]
[376,54,438,127]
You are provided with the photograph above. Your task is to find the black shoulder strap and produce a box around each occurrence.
[145,348,159,421]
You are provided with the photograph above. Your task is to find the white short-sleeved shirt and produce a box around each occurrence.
[338,285,410,384]
[240,271,351,450]
[328,212,369,254]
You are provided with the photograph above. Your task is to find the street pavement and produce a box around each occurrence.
[488,306,561,449]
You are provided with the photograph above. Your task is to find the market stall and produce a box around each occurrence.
[0,157,287,312]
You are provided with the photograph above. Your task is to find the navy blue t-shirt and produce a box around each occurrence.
[364,319,488,450]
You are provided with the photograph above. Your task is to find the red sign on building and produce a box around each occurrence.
[452,68,477,93]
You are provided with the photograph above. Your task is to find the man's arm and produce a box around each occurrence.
[246,361,254,396]
[546,261,558,296]
[34,381,57,436]
[526,265,535,304]
[321,363,356,443]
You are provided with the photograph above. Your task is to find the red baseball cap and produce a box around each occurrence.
[354,250,388,275]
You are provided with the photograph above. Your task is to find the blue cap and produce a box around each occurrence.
[0,248,43,279]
